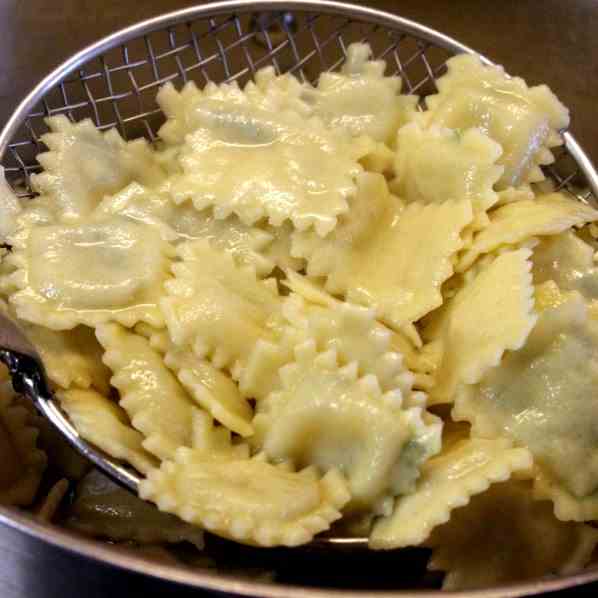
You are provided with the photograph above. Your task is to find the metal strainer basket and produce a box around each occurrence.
[1,1,598,596]
[2,0,598,202]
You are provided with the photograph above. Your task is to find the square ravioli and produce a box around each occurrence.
[10,217,172,329]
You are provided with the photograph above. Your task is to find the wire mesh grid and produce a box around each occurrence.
[1,5,595,204]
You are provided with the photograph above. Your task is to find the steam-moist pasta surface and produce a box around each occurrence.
[1,41,596,591]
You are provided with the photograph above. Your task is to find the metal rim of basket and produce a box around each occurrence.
[0,1,598,597]
[1,0,598,199]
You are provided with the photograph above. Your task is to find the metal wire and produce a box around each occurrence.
[0,0,596,204]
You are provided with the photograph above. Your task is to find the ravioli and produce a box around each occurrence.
[293,173,473,328]
[304,43,417,144]
[429,249,537,404]
[253,340,440,511]
[369,437,532,549]
[160,81,364,237]
[164,345,254,437]
[96,323,195,460]
[394,123,503,219]
[95,182,275,276]
[424,54,569,188]
[139,450,350,547]
[4,39,595,580]
[9,217,172,329]
[31,115,165,221]
[58,387,157,475]
[161,240,282,372]
[454,293,598,516]
[532,231,598,300]
[458,193,598,271]
[23,323,111,393]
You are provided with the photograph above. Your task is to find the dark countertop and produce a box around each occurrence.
[0,1,597,597]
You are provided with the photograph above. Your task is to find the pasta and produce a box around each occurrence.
[58,387,157,475]
[139,449,350,547]
[31,115,165,221]
[369,435,532,549]
[253,340,441,511]
[96,323,195,460]
[394,123,503,220]
[293,173,473,328]
[164,345,254,437]
[9,217,173,329]
[298,43,418,144]
[161,239,282,372]
[94,182,276,277]
[3,40,597,589]
[454,293,598,520]
[458,193,598,271]
[532,231,598,300]
[423,54,569,188]
[159,80,365,237]
[0,167,22,241]
[428,249,537,404]
[23,323,111,393]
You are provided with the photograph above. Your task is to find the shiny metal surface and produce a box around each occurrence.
[0,312,141,493]
[0,0,597,595]
[1,505,598,598]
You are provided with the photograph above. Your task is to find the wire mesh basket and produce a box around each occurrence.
[1,1,598,596]
[1,0,597,204]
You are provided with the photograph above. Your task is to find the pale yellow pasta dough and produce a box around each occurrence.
[495,185,535,206]
[281,293,420,394]
[394,123,503,219]
[95,182,275,277]
[458,193,598,272]
[9,217,173,329]
[96,323,195,460]
[159,80,364,237]
[424,54,569,188]
[427,481,598,590]
[237,327,301,402]
[240,281,426,402]
[139,449,350,547]
[532,231,598,300]
[164,345,253,437]
[0,168,22,242]
[284,271,436,389]
[293,173,473,328]
[454,293,598,517]
[58,387,157,475]
[67,469,204,548]
[303,43,417,144]
[429,249,537,404]
[190,410,249,460]
[2,41,592,579]
[253,340,441,511]
[533,279,578,313]
[161,240,282,372]
[133,323,171,354]
[258,221,305,273]
[31,115,165,221]
[369,437,532,549]
[23,323,111,393]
